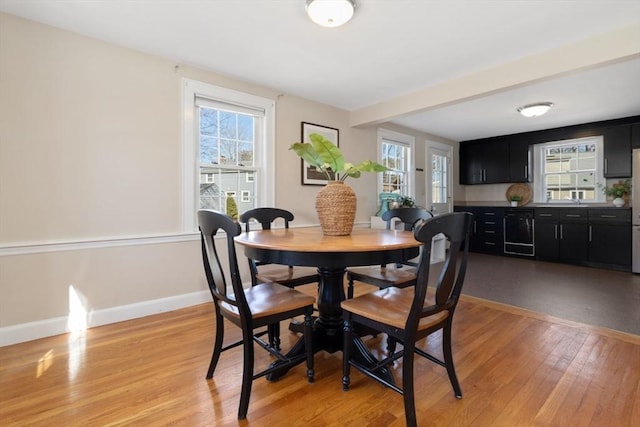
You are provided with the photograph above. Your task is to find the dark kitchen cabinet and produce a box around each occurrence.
[631,123,640,149]
[508,139,531,182]
[455,206,504,254]
[588,209,631,269]
[459,141,509,185]
[602,125,631,178]
[534,208,588,263]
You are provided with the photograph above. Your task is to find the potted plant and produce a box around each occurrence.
[508,195,522,207]
[599,179,631,207]
[290,133,388,235]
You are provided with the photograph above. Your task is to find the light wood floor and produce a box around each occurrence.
[1,282,639,426]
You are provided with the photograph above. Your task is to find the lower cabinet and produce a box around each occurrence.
[534,207,630,270]
[454,206,504,255]
[587,209,631,268]
[456,205,631,271]
[534,208,588,262]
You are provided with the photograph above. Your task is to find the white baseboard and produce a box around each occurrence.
[0,290,211,347]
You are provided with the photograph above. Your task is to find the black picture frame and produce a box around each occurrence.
[301,122,339,185]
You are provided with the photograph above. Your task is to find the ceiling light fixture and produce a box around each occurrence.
[517,102,554,118]
[306,0,355,28]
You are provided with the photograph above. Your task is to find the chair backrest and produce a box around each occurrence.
[407,212,473,329]
[239,208,294,232]
[198,209,249,315]
[381,207,433,231]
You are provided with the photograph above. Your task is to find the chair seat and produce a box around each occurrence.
[347,265,417,288]
[255,265,319,286]
[340,287,449,331]
[221,283,315,320]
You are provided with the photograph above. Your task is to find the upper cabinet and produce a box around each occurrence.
[459,140,509,184]
[459,137,529,185]
[459,116,638,185]
[507,138,531,183]
[602,125,631,178]
[631,123,640,149]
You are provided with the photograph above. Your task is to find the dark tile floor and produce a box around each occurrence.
[459,253,640,335]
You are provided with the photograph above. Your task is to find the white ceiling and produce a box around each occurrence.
[1,0,639,141]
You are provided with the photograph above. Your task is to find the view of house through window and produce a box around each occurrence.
[378,129,414,198]
[538,136,602,202]
[198,104,259,216]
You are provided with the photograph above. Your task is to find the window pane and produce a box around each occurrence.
[381,140,409,195]
[431,153,448,203]
[542,139,599,202]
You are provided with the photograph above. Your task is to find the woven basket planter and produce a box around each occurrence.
[315,181,357,236]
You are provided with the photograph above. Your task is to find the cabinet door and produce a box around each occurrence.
[459,144,484,185]
[632,123,640,150]
[535,222,559,258]
[602,125,631,178]
[508,139,531,182]
[482,141,510,184]
[559,222,588,261]
[589,223,632,266]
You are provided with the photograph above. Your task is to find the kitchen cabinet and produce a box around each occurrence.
[508,139,531,182]
[602,125,631,178]
[588,209,631,268]
[631,123,640,149]
[459,141,509,185]
[534,208,588,262]
[455,206,504,255]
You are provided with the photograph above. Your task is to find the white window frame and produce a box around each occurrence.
[182,79,275,232]
[377,128,415,198]
[533,136,605,204]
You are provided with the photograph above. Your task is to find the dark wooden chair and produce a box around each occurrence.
[346,207,433,299]
[341,212,473,427]
[197,209,315,420]
[239,208,320,348]
[239,208,320,289]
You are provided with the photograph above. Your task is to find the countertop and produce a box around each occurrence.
[454,201,630,209]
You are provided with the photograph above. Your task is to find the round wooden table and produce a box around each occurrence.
[235,226,421,379]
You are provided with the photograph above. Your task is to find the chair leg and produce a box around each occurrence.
[304,311,314,383]
[342,318,352,391]
[443,322,462,398]
[402,342,418,427]
[386,336,397,354]
[347,274,355,299]
[268,322,281,350]
[206,312,225,379]
[238,329,255,420]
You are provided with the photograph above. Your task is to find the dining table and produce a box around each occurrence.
[234,226,422,380]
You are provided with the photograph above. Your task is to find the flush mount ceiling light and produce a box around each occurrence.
[517,102,554,118]
[306,0,356,28]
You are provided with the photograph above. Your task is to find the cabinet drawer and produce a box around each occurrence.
[557,209,588,221]
[588,209,631,222]
[535,209,558,220]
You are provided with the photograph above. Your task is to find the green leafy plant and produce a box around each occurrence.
[290,133,389,182]
[508,195,522,202]
[400,196,416,207]
[599,179,631,198]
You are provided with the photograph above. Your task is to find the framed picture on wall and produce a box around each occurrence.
[301,122,339,185]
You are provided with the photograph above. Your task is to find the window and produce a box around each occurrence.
[182,79,275,231]
[535,136,604,203]
[377,128,415,198]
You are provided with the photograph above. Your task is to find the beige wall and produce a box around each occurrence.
[0,13,455,342]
